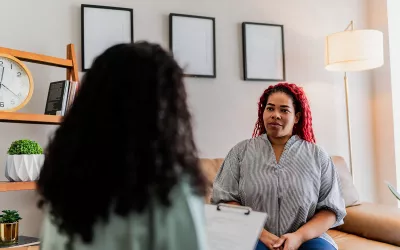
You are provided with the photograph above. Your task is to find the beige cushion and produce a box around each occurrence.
[331,156,361,207]
[328,229,400,250]
[335,202,400,247]
[199,158,224,204]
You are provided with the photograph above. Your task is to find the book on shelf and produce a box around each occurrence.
[0,236,39,248]
[44,80,78,116]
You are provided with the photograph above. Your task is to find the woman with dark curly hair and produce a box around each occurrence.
[37,42,208,250]
[211,83,346,250]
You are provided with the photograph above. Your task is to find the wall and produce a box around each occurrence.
[0,0,375,237]
[368,0,399,206]
[387,0,400,206]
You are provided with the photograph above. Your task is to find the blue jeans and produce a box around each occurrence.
[256,238,336,250]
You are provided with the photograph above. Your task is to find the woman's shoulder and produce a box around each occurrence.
[292,136,330,161]
[298,139,332,166]
[309,142,330,160]
[169,175,205,207]
[39,178,206,250]
[295,137,328,154]
[143,177,207,249]
[227,135,267,156]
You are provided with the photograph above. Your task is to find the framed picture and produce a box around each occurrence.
[169,13,216,78]
[242,22,285,81]
[81,4,133,71]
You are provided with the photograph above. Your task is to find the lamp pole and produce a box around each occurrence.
[344,72,354,179]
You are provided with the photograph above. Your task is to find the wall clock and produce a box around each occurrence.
[0,54,33,112]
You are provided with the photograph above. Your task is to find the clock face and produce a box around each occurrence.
[0,55,32,111]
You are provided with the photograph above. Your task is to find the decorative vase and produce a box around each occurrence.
[0,222,18,245]
[5,154,45,182]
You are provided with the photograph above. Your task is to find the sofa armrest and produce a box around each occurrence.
[335,202,400,246]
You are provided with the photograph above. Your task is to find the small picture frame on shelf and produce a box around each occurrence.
[81,4,133,71]
[169,13,216,78]
[242,22,285,81]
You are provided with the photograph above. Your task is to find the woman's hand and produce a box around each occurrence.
[273,233,304,250]
[260,230,283,250]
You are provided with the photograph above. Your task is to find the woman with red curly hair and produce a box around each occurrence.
[211,83,346,250]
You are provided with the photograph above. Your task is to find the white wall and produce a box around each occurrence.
[368,0,399,206]
[0,0,376,237]
[386,0,400,206]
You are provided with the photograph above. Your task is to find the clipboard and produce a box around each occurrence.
[205,203,268,250]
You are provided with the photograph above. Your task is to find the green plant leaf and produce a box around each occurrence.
[7,139,43,155]
[0,210,22,223]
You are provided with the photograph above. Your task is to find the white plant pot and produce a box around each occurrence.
[5,154,45,182]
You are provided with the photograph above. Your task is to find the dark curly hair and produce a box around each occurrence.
[36,42,207,247]
[252,82,316,143]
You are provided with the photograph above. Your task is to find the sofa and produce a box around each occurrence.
[200,156,400,250]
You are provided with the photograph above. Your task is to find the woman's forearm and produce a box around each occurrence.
[226,201,241,205]
[295,210,336,242]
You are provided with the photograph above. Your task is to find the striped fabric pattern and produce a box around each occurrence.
[211,134,347,249]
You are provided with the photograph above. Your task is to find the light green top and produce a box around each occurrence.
[39,179,208,250]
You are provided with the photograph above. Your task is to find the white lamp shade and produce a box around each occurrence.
[325,29,384,71]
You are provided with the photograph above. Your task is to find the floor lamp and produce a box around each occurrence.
[325,21,384,180]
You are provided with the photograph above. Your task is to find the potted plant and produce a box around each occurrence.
[5,139,44,182]
[0,210,22,245]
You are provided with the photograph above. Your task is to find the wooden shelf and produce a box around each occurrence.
[0,236,39,249]
[2,245,39,250]
[0,182,36,192]
[0,47,72,69]
[2,246,39,250]
[0,44,77,125]
[0,112,61,125]
[7,247,39,250]
[0,44,79,83]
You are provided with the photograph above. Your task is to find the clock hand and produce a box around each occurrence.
[1,84,19,98]
[0,66,4,88]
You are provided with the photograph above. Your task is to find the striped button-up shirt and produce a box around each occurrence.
[211,134,346,249]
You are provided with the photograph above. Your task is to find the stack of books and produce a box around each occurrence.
[44,80,79,116]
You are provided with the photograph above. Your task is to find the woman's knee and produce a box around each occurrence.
[299,238,336,250]
[256,240,270,250]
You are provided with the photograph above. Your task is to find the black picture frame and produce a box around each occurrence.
[81,4,134,72]
[169,13,216,78]
[242,22,285,81]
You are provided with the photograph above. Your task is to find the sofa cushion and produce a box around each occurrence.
[331,156,360,207]
[328,230,399,250]
[335,202,400,247]
[199,158,224,203]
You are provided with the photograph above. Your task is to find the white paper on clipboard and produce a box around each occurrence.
[205,204,268,250]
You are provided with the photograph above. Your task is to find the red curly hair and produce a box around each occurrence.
[252,82,316,143]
